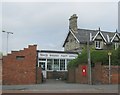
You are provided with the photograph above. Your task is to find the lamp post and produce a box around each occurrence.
[86,32,92,85]
[2,30,13,53]
[108,52,112,84]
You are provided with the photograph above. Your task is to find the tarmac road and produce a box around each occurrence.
[2,79,119,93]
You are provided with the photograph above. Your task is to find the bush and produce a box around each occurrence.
[67,50,87,68]
[111,47,120,66]
[91,50,108,65]
[68,48,120,68]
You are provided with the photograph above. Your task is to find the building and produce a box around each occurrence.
[2,45,42,85]
[63,14,120,52]
[2,45,78,84]
[37,50,78,79]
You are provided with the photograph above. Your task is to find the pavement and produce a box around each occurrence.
[2,79,119,93]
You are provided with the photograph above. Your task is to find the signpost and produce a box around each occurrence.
[108,52,112,84]
[86,32,92,85]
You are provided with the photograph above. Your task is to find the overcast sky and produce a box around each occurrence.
[1,1,119,54]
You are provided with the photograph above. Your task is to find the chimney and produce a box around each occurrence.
[69,14,78,33]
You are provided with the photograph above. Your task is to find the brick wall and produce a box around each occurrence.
[36,67,42,84]
[92,63,102,84]
[2,45,38,85]
[92,63,120,84]
[67,68,76,83]
[111,66,120,84]
[101,65,120,84]
[67,65,88,84]
[68,63,119,84]
[75,65,88,84]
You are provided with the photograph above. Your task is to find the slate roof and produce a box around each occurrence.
[63,28,120,47]
[76,29,116,43]
[75,29,97,43]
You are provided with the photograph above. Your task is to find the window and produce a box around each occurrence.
[16,56,25,60]
[39,62,45,70]
[95,41,102,49]
[60,59,65,70]
[39,59,46,61]
[54,59,59,71]
[115,43,119,50]
[47,59,53,70]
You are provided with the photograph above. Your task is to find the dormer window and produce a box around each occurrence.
[95,41,102,49]
[115,43,119,50]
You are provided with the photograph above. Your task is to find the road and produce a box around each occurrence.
[2,79,119,93]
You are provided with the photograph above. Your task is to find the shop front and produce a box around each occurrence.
[37,50,78,79]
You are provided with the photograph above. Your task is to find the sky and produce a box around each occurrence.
[1,1,119,54]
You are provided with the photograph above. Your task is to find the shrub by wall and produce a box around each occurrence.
[67,50,87,68]
[68,47,120,68]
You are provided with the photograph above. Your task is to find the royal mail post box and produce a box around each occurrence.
[82,66,87,76]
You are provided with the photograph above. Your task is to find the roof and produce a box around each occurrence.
[63,28,120,47]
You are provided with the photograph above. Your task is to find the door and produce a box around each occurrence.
[39,61,47,78]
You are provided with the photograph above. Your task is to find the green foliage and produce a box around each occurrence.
[67,50,88,68]
[68,47,120,68]
[91,50,108,64]
[118,47,120,59]
[111,47,120,65]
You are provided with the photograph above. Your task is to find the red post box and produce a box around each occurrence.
[82,66,87,76]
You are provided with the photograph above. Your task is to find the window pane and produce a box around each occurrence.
[39,59,46,61]
[47,59,53,70]
[39,62,45,70]
[54,59,59,71]
[60,59,65,70]
[95,41,101,48]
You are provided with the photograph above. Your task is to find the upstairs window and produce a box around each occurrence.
[115,43,119,50]
[95,41,102,49]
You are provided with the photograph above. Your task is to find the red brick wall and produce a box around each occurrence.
[101,66,120,84]
[92,63,120,84]
[36,67,42,84]
[75,65,88,84]
[111,66,120,84]
[92,63,102,84]
[2,45,37,85]
[67,68,76,83]
[68,63,119,84]
[67,65,88,83]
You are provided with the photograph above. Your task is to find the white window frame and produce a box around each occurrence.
[95,41,102,49]
[60,59,65,71]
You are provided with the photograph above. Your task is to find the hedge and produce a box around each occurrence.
[68,47,120,68]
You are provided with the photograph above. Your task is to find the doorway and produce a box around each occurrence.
[39,61,47,78]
